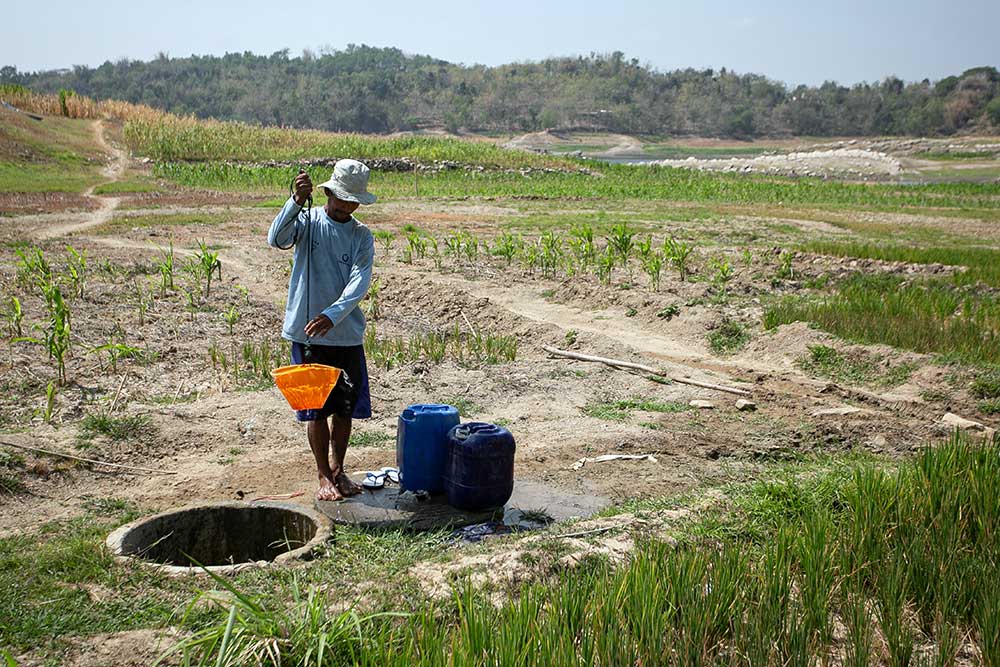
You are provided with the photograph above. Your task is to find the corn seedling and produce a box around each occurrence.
[776,251,795,280]
[665,237,694,282]
[373,230,395,256]
[596,246,615,285]
[642,251,663,291]
[444,233,462,258]
[14,246,51,290]
[65,245,87,298]
[222,305,240,335]
[742,247,754,266]
[183,288,199,321]
[4,297,23,339]
[133,281,152,326]
[406,233,427,260]
[19,285,72,383]
[539,231,563,278]
[89,341,143,372]
[606,222,635,276]
[193,240,222,297]
[712,255,735,285]
[636,235,654,263]
[492,232,520,266]
[520,241,540,275]
[208,341,228,371]
[569,224,596,267]
[365,277,381,320]
[462,232,480,262]
[158,241,175,295]
[429,237,442,270]
[234,284,250,306]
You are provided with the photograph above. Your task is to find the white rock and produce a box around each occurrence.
[689,400,715,409]
[735,399,757,412]
[811,406,861,417]
[940,412,985,431]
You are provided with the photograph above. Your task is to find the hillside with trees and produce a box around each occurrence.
[3,46,998,138]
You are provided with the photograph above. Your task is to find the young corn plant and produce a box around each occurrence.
[712,255,735,286]
[193,240,222,298]
[14,246,51,289]
[595,246,615,285]
[539,231,563,278]
[519,241,540,275]
[643,251,663,291]
[65,245,87,298]
[492,232,520,266]
[133,281,152,326]
[373,230,395,256]
[158,241,175,295]
[88,341,143,372]
[569,224,596,267]
[234,284,250,306]
[407,233,427,260]
[462,232,480,262]
[606,222,636,277]
[444,233,463,259]
[428,237,442,270]
[365,277,381,320]
[222,305,240,335]
[776,251,795,280]
[665,237,694,282]
[636,235,654,264]
[20,284,72,384]
[4,297,23,339]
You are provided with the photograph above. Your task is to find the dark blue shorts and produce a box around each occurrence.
[290,342,372,421]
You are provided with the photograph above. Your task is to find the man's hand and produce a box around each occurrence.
[304,314,333,338]
[293,172,313,206]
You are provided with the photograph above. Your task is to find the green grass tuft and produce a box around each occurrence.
[708,317,750,355]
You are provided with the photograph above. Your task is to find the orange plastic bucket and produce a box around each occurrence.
[271,364,342,411]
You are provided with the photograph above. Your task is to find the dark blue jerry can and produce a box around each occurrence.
[444,422,516,511]
[396,404,460,493]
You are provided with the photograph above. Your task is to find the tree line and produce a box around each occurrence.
[3,46,998,138]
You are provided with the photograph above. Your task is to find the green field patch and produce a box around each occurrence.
[583,395,690,421]
[798,344,917,388]
[801,240,1000,287]
[0,161,102,193]
[93,179,163,195]
[765,274,1000,365]
[125,116,574,169]
[640,144,773,159]
[916,151,998,161]
[165,436,1000,666]
[155,161,1000,211]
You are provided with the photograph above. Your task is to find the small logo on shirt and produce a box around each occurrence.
[341,253,350,263]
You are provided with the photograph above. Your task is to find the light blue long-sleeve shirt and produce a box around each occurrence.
[268,196,375,346]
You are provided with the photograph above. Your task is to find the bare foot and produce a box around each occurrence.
[317,474,344,502]
[335,471,363,497]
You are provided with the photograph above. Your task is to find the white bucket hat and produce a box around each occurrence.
[316,159,377,205]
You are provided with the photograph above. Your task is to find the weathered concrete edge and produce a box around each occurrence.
[105,500,333,577]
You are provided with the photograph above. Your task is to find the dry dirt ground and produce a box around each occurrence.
[2,123,994,542]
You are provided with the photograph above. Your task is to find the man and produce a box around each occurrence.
[268,159,377,501]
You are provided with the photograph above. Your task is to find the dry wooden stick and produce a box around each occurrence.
[0,441,178,475]
[460,310,478,337]
[542,345,751,396]
[554,526,620,539]
[109,373,128,413]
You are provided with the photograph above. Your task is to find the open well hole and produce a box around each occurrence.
[109,502,325,570]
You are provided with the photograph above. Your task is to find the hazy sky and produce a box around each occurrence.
[3,0,998,86]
